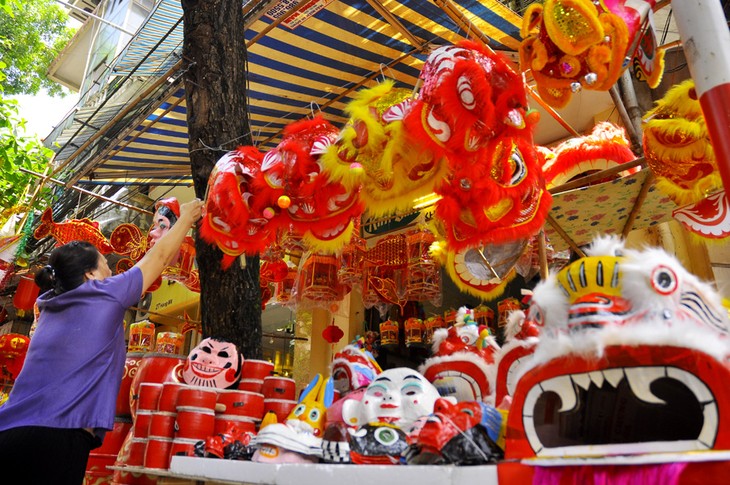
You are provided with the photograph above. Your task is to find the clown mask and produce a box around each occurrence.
[182,337,242,389]
[342,367,441,429]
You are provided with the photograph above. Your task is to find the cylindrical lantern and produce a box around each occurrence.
[155,332,184,355]
[404,317,424,347]
[128,321,156,353]
[379,320,399,348]
[13,276,40,315]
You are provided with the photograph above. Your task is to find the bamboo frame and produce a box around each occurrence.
[546,214,586,258]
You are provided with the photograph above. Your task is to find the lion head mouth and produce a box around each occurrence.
[511,346,723,459]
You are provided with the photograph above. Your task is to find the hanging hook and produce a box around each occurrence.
[309,101,321,118]
[379,63,396,82]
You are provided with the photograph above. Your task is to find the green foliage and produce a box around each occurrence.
[0,66,54,229]
[0,0,75,96]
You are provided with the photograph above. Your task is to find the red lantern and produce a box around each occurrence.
[13,275,40,314]
[322,321,344,344]
[0,333,30,380]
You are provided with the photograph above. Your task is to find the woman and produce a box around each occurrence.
[0,198,203,484]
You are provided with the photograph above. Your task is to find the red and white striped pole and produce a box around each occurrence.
[672,0,730,191]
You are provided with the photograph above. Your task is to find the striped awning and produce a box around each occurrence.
[52,0,523,186]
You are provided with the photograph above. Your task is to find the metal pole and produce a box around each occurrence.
[55,0,137,36]
[672,0,730,192]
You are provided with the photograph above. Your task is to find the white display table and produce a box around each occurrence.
[165,456,500,485]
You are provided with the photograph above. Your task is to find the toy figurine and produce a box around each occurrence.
[252,374,335,462]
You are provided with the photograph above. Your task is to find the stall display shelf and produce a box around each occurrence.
[110,458,500,485]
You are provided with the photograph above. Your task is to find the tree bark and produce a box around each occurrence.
[181,0,262,358]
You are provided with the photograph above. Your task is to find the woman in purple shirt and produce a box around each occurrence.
[0,198,203,485]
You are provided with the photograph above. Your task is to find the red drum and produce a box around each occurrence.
[126,437,148,467]
[238,378,263,393]
[175,407,215,440]
[263,398,297,423]
[170,437,199,459]
[158,382,186,413]
[130,353,186,419]
[176,386,218,410]
[144,437,173,469]
[242,359,274,380]
[133,410,153,439]
[112,430,157,485]
[214,415,257,435]
[148,411,177,439]
[115,352,144,417]
[216,390,264,419]
[261,376,296,400]
[137,383,163,412]
[85,416,132,482]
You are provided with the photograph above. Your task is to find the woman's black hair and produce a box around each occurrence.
[35,240,101,295]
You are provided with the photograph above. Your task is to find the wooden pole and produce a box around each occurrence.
[621,171,655,237]
[546,214,586,258]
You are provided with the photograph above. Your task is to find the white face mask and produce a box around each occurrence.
[182,337,241,388]
[359,367,441,428]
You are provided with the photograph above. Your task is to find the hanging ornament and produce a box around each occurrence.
[322,320,344,344]
[33,208,114,254]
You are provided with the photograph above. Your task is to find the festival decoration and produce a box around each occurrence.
[430,240,519,302]
[111,198,200,292]
[330,338,382,396]
[404,317,424,347]
[505,236,730,480]
[33,208,114,254]
[12,275,39,317]
[642,79,730,239]
[493,307,541,407]
[295,252,348,307]
[405,398,503,465]
[420,307,500,403]
[182,337,242,389]
[348,423,409,465]
[322,321,344,344]
[0,333,30,381]
[378,320,399,348]
[128,321,155,353]
[260,116,364,253]
[341,367,442,430]
[321,80,448,217]
[252,374,335,462]
[542,122,639,188]
[404,41,551,252]
[520,0,664,108]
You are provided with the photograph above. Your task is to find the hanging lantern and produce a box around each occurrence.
[13,275,40,317]
[0,333,30,380]
[498,297,522,328]
[338,219,366,287]
[423,315,447,346]
[474,305,496,334]
[322,321,344,344]
[379,320,399,348]
[273,264,298,305]
[404,317,424,347]
[261,259,289,284]
[298,254,344,302]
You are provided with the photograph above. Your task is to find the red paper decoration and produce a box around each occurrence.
[322,321,344,344]
[13,275,39,313]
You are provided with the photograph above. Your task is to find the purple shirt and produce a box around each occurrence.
[0,267,143,438]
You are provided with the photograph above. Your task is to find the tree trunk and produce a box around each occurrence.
[181,0,262,358]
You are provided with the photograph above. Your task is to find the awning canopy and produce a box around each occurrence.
[51,0,525,187]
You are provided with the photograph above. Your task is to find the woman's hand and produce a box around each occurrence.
[178,198,204,228]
